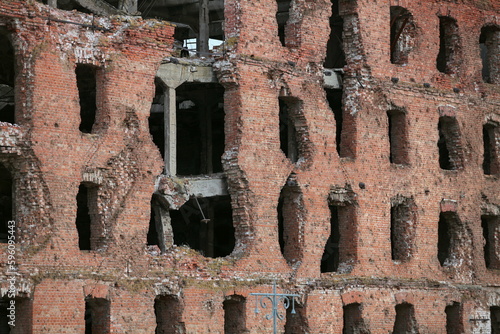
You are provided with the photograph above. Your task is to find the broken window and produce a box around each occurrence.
[391,196,417,263]
[176,83,225,176]
[276,0,291,46]
[437,116,463,170]
[75,183,102,251]
[492,306,500,334]
[223,295,246,334]
[343,303,369,334]
[155,295,185,334]
[483,122,499,175]
[325,89,343,155]
[390,6,417,65]
[284,301,307,334]
[85,297,110,334]
[436,16,460,74]
[393,303,418,334]
[147,196,169,253]
[278,176,304,264]
[324,0,346,69]
[76,64,98,133]
[0,27,15,124]
[279,96,308,163]
[445,302,463,334]
[387,109,409,165]
[321,190,357,273]
[149,80,165,161]
[437,211,464,267]
[170,195,234,258]
[0,163,13,243]
[482,214,500,270]
[480,25,500,84]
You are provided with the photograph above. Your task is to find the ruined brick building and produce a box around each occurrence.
[0,0,499,332]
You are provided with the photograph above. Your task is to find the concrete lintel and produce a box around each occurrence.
[156,62,217,89]
[323,68,343,89]
[182,174,228,197]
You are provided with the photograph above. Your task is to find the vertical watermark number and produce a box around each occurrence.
[6,220,17,327]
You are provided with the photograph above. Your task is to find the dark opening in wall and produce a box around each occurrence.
[76,183,101,251]
[279,96,308,164]
[483,122,499,175]
[445,302,463,334]
[284,301,307,334]
[76,64,98,133]
[85,297,110,334]
[0,27,15,124]
[492,306,500,334]
[482,214,500,270]
[321,193,357,273]
[0,299,11,333]
[155,295,184,334]
[343,303,369,334]
[0,297,32,333]
[325,89,343,155]
[393,303,418,334]
[387,110,409,165]
[324,0,346,69]
[223,295,246,334]
[277,176,304,264]
[437,116,463,170]
[149,79,165,160]
[480,25,500,84]
[391,197,417,262]
[0,163,13,243]
[176,83,225,176]
[147,196,170,253]
[170,195,234,258]
[437,211,464,267]
[390,6,417,65]
[437,16,460,74]
[276,0,291,47]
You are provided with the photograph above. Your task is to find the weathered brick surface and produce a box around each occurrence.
[0,0,499,333]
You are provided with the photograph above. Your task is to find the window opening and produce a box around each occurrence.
[437,116,463,170]
[176,83,225,176]
[390,6,417,65]
[276,0,291,46]
[391,197,417,262]
[480,25,500,84]
[387,110,409,165]
[279,96,307,163]
[149,79,165,160]
[170,195,234,258]
[321,205,340,272]
[76,64,98,133]
[393,303,418,334]
[343,303,369,334]
[0,27,15,124]
[284,302,307,334]
[155,295,184,334]
[445,302,463,334]
[0,163,13,243]
[482,214,500,270]
[483,122,499,175]
[437,16,460,74]
[223,295,246,334]
[76,183,101,251]
[85,297,110,334]
[324,0,345,69]
[326,89,343,155]
[147,196,170,253]
[492,306,500,334]
[437,211,465,267]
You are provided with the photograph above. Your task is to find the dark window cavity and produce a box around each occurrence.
[154,295,184,334]
[437,116,463,170]
[391,196,417,263]
[279,96,308,163]
[85,297,110,334]
[170,195,234,258]
[437,211,466,267]
[343,303,369,334]
[492,306,500,334]
[483,122,499,175]
[76,183,101,251]
[176,83,225,176]
[393,303,418,334]
[149,79,165,161]
[482,214,500,270]
[276,0,291,46]
[0,163,13,243]
[284,301,308,334]
[223,295,246,334]
[390,6,417,65]
[147,196,173,253]
[76,64,98,133]
[0,27,15,124]
[445,302,463,334]
[326,89,344,156]
[324,0,346,69]
[480,25,500,84]
[387,109,409,165]
[437,16,460,74]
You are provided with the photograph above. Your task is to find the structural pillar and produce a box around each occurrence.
[48,0,57,7]
[164,86,177,176]
[198,0,210,55]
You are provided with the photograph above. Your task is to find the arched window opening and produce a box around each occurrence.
[154,295,184,334]
[480,25,500,84]
[0,27,15,124]
[85,297,110,334]
[393,303,418,334]
[284,301,308,334]
[170,195,234,258]
[390,6,417,65]
[343,303,369,334]
[437,16,460,74]
[445,302,463,334]
[223,295,246,334]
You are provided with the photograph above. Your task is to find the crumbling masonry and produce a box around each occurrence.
[0,0,499,333]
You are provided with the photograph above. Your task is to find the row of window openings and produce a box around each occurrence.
[3,297,499,334]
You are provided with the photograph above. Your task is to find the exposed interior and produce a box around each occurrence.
[325,89,343,156]
[437,211,464,267]
[324,0,345,69]
[437,116,463,170]
[483,122,499,175]
[343,303,369,334]
[75,183,101,251]
[445,302,463,334]
[390,6,417,65]
[284,301,307,334]
[436,16,460,75]
[393,303,418,334]
[276,0,291,47]
[154,295,184,334]
[85,297,110,334]
[480,25,500,84]
[0,27,15,124]
[481,214,500,270]
[223,295,246,334]
[76,64,98,134]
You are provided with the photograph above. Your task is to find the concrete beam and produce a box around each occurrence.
[156,61,217,88]
[323,68,343,89]
[74,0,121,16]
